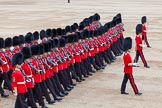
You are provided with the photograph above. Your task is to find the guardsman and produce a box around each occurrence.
[11,52,28,108]
[134,24,150,68]
[30,45,48,108]
[33,31,39,45]
[19,35,26,50]
[12,36,20,54]
[42,42,62,102]
[141,16,151,48]
[21,47,38,108]
[40,30,48,43]
[3,38,14,91]
[0,38,10,97]
[25,32,34,47]
[120,37,142,96]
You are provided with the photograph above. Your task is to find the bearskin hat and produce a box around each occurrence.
[19,35,25,45]
[33,31,39,40]
[94,13,100,21]
[73,23,79,30]
[13,36,20,46]
[25,32,33,43]
[59,38,66,47]
[46,28,52,38]
[67,34,74,43]
[122,37,132,52]
[52,28,57,38]
[38,44,44,55]
[141,16,147,24]
[71,25,76,32]
[73,34,78,42]
[78,23,85,31]
[82,29,89,39]
[56,28,62,36]
[136,24,142,35]
[12,52,24,66]
[31,45,39,56]
[40,30,47,40]
[21,47,32,60]
[0,38,5,48]
[65,25,71,33]
[53,39,59,47]
[5,37,12,48]
[61,29,66,36]
[43,42,49,52]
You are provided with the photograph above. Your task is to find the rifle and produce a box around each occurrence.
[36,59,44,74]
[52,51,62,64]
[28,63,41,74]
[3,52,12,62]
[61,49,70,61]
[0,57,6,65]
[46,56,57,67]
[20,68,31,82]
[42,58,51,69]
[70,46,79,55]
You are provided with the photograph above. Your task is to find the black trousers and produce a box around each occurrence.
[74,62,83,79]
[89,56,100,70]
[53,74,64,93]
[121,74,138,94]
[134,50,148,66]
[40,80,52,102]
[1,72,12,91]
[27,88,37,108]
[15,93,28,108]
[3,70,13,88]
[0,75,4,94]
[45,78,58,99]
[142,35,150,47]
[33,83,45,106]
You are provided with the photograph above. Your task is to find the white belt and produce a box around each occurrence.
[27,75,32,78]
[17,81,25,84]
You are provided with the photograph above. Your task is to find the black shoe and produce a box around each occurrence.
[42,104,48,108]
[66,87,72,91]
[68,85,74,89]
[101,66,105,69]
[55,96,62,101]
[84,75,89,78]
[88,73,93,76]
[121,92,129,95]
[3,86,9,90]
[81,78,85,81]
[1,92,9,98]
[135,92,142,96]
[91,70,96,73]
[147,46,151,48]
[72,83,76,86]
[59,92,65,97]
[48,100,55,104]
[76,78,81,82]
[63,91,69,95]
[144,65,150,68]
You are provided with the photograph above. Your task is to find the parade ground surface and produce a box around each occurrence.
[0,0,162,108]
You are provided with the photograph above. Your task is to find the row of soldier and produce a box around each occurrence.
[0,13,124,108]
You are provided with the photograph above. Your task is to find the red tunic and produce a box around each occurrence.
[73,44,81,63]
[135,35,143,51]
[49,52,58,73]
[123,52,133,74]
[142,24,146,37]
[30,59,42,83]
[54,50,64,71]
[37,59,46,81]
[5,50,14,70]
[21,63,34,88]
[0,52,9,73]
[12,70,27,93]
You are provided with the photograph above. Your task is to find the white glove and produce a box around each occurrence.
[13,92,17,96]
[142,44,146,48]
[132,63,138,67]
